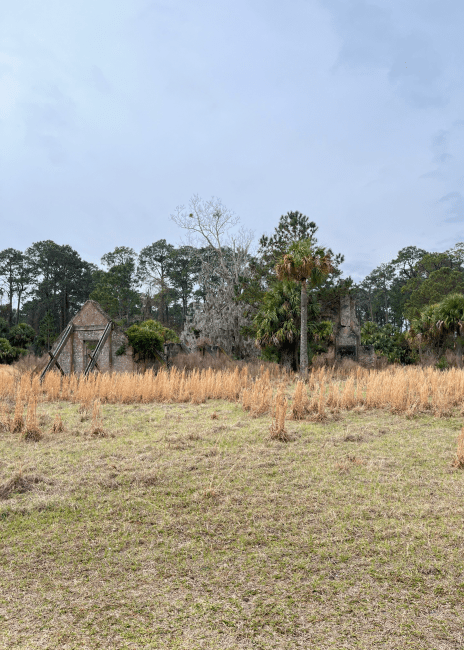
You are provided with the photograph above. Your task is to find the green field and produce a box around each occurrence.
[1,401,464,649]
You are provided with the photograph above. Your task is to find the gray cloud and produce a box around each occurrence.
[388,32,444,108]
[434,153,453,164]
[329,0,446,107]
[2,0,464,280]
[439,192,464,222]
[432,129,449,150]
[91,65,111,94]
[21,85,76,165]
[420,125,463,180]
[330,1,394,72]
[420,170,442,179]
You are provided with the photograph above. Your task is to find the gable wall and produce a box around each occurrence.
[52,301,136,374]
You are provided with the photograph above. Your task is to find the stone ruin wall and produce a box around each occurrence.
[334,296,376,367]
[52,301,136,374]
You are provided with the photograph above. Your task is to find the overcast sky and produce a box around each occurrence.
[1,0,463,280]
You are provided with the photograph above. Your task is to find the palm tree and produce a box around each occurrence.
[412,294,464,366]
[410,303,440,362]
[275,240,333,376]
[253,280,323,371]
[436,293,464,367]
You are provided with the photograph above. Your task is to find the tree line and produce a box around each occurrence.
[0,240,215,343]
[0,199,349,368]
[355,244,464,328]
[3,195,464,369]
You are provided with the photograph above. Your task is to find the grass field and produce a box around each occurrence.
[1,394,464,649]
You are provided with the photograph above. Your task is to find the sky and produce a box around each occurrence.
[1,0,464,281]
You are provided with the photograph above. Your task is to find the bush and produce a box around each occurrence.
[0,338,24,364]
[436,356,449,371]
[0,318,9,337]
[8,323,36,348]
[125,320,179,359]
[361,322,415,364]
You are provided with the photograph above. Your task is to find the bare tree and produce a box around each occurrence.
[171,195,252,280]
[171,196,255,357]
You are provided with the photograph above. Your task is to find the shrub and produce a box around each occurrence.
[0,318,9,337]
[8,323,36,348]
[0,338,24,364]
[436,356,449,371]
[126,320,179,359]
[361,322,414,364]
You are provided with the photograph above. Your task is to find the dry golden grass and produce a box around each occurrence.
[269,386,290,441]
[10,396,24,434]
[90,399,106,437]
[51,413,64,433]
[290,380,309,420]
[21,397,42,441]
[2,364,464,426]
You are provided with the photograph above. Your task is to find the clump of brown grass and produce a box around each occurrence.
[335,455,364,473]
[0,464,49,499]
[211,411,218,420]
[51,413,64,433]
[290,380,309,420]
[22,397,42,441]
[306,380,328,421]
[10,397,24,433]
[0,472,33,499]
[243,371,273,417]
[90,399,106,437]
[269,388,291,441]
[0,401,11,432]
[452,427,464,469]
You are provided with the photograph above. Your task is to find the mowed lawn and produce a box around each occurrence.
[1,400,464,649]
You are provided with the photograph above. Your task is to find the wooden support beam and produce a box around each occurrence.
[84,322,113,377]
[48,351,65,376]
[40,324,74,382]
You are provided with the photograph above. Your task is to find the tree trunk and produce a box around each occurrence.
[384,286,389,324]
[16,292,22,325]
[300,279,308,377]
[456,334,463,368]
[368,290,374,322]
[182,292,188,323]
[8,287,13,327]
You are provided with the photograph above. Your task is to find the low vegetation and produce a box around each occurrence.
[1,363,464,648]
[2,363,464,419]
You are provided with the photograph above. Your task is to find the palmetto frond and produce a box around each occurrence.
[254,280,311,347]
[275,239,334,285]
[435,293,464,333]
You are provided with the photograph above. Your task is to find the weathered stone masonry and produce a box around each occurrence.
[50,300,136,374]
[334,295,376,366]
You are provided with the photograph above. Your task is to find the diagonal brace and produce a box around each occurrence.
[40,323,74,382]
[84,322,113,377]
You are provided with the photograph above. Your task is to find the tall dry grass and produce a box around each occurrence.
[2,363,464,426]
[269,386,290,441]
